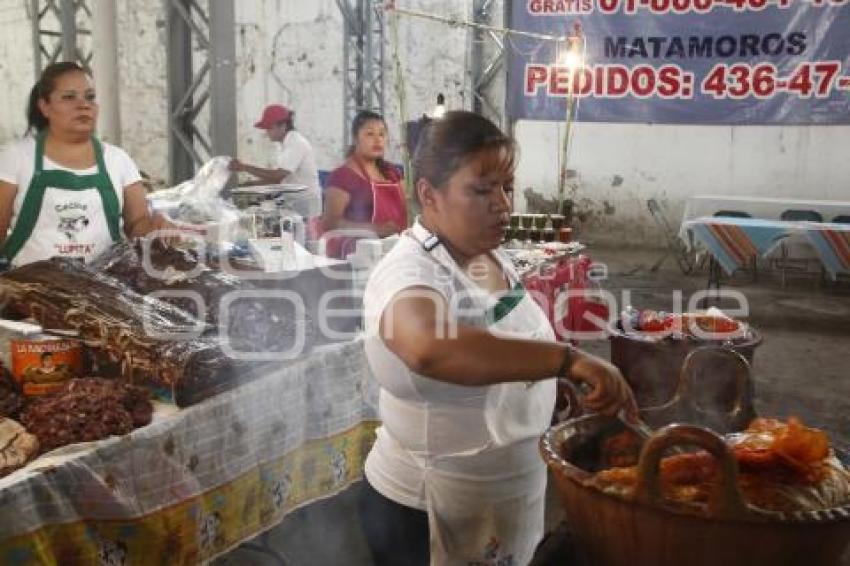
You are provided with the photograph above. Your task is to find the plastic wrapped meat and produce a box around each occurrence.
[90,240,242,324]
[91,240,313,356]
[0,257,240,406]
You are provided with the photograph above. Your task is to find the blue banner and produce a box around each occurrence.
[507,2,850,124]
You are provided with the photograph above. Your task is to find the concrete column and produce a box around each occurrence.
[59,0,77,62]
[91,0,122,144]
[209,0,236,159]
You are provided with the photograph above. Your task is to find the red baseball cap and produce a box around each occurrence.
[254,104,292,129]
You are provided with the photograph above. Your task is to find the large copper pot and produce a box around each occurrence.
[540,418,850,566]
[544,347,849,565]
[560,347,757,435]
[637,347,756,434]
[609,321,762,409]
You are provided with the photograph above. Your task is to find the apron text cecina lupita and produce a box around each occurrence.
[2,133,121,267]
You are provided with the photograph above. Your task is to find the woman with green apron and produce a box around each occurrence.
[0,62,171,268]
[361,112,637,565]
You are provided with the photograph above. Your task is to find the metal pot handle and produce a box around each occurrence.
[634,423,751,520]
[553,378,584,422]
[671,346,753,431]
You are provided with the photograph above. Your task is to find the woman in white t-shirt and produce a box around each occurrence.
[0,62,172,268]
[361,111,638,565]
[228,104,322,218]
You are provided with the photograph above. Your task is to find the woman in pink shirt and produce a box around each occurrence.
[321,111,407,258]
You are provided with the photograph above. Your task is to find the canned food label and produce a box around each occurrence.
[10,337,83,395]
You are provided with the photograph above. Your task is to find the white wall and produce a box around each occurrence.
[0,0,36,142]
[513,121,850,246]
[231,1,343,174]
[114,1,168,181]
[231,0,474,172]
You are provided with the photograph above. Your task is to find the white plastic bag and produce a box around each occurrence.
[148,157,250,242]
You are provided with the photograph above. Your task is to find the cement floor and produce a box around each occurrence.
[216,246,850,566]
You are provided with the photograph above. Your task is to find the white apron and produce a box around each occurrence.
[405,222,557,566]
[13,188,118,267]
[3,133,121,267]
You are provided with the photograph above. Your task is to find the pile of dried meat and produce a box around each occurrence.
[0,241,313,405]
[0,370,23,420]
[0,374,154,477]
[20,377,153,453]
[0,253,246,405]
[0,238,322,474]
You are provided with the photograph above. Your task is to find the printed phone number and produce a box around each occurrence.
[524,61,850,99]
[598,0,845,14]
[529,0,846,15]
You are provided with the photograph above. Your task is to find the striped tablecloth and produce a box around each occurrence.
[678,195,850,241]
[804,223,850,278]
[682,217,850,279]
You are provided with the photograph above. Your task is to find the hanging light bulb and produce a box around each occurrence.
[557,22,586,72]
[559,49,584,71]
[431,93,447,119]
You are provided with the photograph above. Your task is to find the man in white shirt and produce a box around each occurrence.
[229,104,322,217]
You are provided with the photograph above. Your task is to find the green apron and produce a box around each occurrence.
[2,131,121,265]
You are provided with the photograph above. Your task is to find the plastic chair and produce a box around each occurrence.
[773,209,823,287]
[780,209,823,222]
[714,210,752,219]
